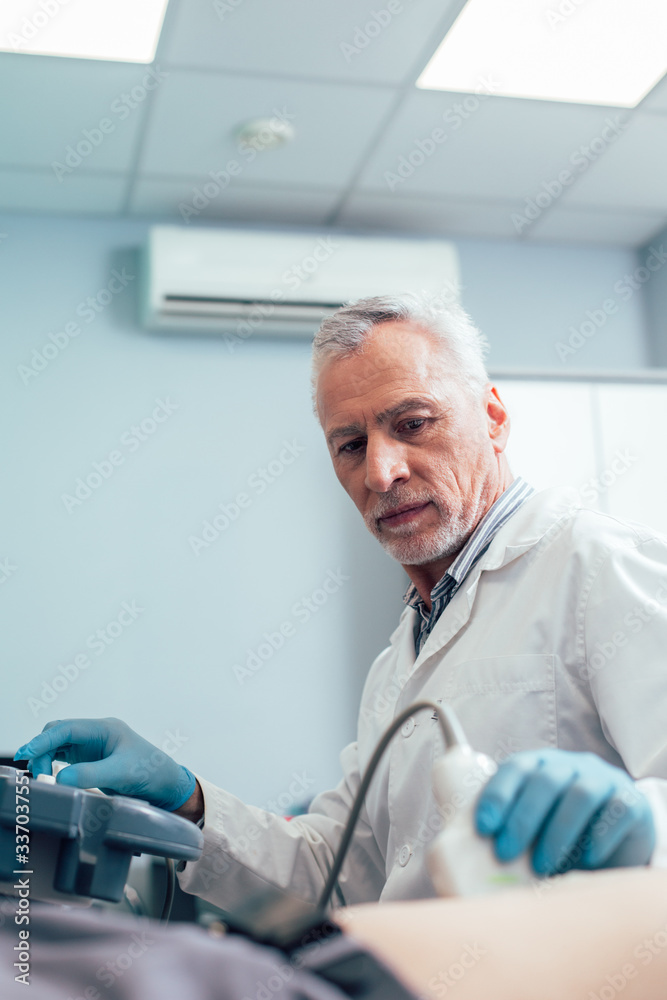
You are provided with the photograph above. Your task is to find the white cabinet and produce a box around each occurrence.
[496,379,600,500]
[596,384,667,535]
[495,379,667,535]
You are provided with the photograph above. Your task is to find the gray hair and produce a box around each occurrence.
[311,291,490,407]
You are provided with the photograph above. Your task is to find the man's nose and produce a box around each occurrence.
[364,435,410,492]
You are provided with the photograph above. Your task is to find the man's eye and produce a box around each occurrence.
[402,418,425,432]
[339,439,365,455]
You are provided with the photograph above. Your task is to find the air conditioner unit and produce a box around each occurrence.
[141,226,460,338]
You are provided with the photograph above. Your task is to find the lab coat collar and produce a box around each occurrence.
[387,485,582,662]
[472,485,582,572]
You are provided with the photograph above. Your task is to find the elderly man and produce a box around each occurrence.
[16,294,665,908]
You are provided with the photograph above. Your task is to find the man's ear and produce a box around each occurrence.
[486,386,510,454]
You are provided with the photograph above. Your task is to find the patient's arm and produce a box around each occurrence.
[336,869,667,1000]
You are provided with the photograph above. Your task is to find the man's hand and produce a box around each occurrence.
[15,718,196,812]
[475,749,655,875]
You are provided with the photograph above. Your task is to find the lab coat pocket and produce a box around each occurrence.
[438,654,557,761]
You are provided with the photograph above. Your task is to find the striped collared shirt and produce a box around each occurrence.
[404,477,535,655]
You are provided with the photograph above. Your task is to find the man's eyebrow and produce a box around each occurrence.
[376,397,437,423]
[327,422,364,447]
[327,397,437,447]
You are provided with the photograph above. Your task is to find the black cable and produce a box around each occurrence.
[317,699,467,912]
[160,858,176,923]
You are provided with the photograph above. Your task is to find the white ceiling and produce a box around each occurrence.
[2,0,666,247]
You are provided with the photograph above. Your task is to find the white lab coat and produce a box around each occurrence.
[178,487,667,910]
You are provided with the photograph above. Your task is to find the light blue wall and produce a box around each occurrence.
[457,238,650,371]
[639,224,667,367]
[0,212,649,806]
[1,212,406,807]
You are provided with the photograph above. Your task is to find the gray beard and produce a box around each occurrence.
[365,494,488,566]
[373,517,472,565]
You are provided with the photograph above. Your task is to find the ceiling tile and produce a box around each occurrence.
[129,176,341,224]
[0,53,158,173]
[0,169,126,214]
[160,0,461,85]
[525,206,667,247]
[336,192,524,238]
[356,90,634,201]
[137,70,397,187]
[0,9,662,248]
[562,114,667,212]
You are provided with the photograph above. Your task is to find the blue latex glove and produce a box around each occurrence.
[475,748,655,875]
[14,718,196,812]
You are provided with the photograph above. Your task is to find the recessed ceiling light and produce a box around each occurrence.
[417,0,667,108]
[0,0,170,63]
